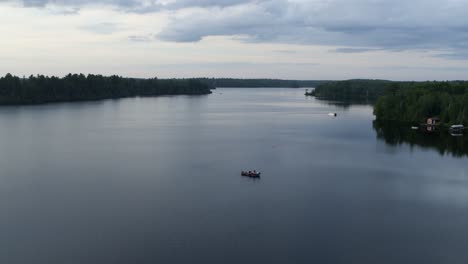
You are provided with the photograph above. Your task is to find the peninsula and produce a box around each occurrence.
[311,79,468,126]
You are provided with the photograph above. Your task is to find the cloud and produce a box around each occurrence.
[374,65,468,72]
[165,0,251,9]
[333,48,381,53]
[155,0,468,59]
[7,0,249,11]
[128,34,154,42]
[18,0,138,8]
[80,22,120,34]
[274,50,297,54]
[3,0,468,59]
[434,52,468,60]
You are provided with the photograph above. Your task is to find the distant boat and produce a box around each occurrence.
[241,171,261,177]
[450,124,464,136]
[450,124,464,131]
[411,126,419,130]
[328,113,337,117]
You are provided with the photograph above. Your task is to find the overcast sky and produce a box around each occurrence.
[1,0,468,80]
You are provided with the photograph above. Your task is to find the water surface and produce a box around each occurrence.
[0,88,467,264]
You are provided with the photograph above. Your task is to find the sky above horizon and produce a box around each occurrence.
[1,0,468,81]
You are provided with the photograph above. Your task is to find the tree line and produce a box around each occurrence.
[313,79,468,125]
[197,78,327,88]
[373,81,468,125]
[0,74,213,105]
[312,79,395,100]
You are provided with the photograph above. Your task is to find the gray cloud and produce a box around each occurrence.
[333,48,381,53]
[7,0,249,10]
[434,52,468,60]
[155,0,468,59]
[374,65,468,72]
[18,0,140,8]
[3,0,468,59]
[165,0,251,9]
[128,34,154,42]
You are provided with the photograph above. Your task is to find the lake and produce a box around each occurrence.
[0,88,467,264]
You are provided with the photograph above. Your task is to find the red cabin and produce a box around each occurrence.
[427,117,440,125]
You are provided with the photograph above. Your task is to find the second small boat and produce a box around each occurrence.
[241,171,261,177]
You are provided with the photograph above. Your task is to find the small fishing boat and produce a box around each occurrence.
[241,171,261,177]
[328,113,337,117]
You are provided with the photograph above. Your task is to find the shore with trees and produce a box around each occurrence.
[311,79,394,100]
[0,74,213,105]
[373,119,468,157]
[373,81,468,125]
[312,79,468,126]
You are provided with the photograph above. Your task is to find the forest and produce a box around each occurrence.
[373,81,468,125]
[313,79,468,125]
[0,74,213,105]
[312,79,395,100]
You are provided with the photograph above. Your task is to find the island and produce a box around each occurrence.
[0,74,213,105]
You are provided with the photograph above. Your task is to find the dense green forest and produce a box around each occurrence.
[312,79,468,125]
[198,78,327,88]
[374,81,468,125]
[312,79,395,100]
[0,74,213,105]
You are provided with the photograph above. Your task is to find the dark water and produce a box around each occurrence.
[0,88,467,264]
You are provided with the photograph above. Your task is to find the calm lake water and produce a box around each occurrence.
[0,88,467,264]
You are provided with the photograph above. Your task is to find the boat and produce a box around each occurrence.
[450,124,464,131]
[241,171,261,177]
[411,126,419,130]
[450,124,464,136]
[328,113,337,117]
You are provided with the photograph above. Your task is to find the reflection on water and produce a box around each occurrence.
[0,89,467,264]
[373,119,468,157]
[310,97,374,109]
